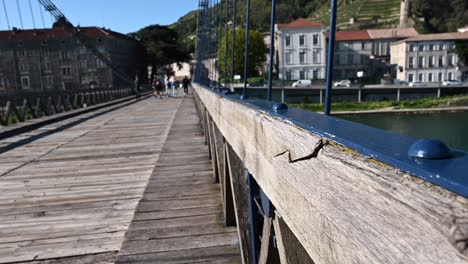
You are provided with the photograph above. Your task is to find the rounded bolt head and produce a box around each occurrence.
[408,139,452,159]
[273,103,288,113]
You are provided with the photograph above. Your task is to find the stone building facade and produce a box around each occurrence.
[391,32,468,83]
[0,25,144,92]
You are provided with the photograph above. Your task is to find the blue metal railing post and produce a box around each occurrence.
[324,0,338,115]
[241,0,251,99]
[230,0,237,88]
[224,0,229,88]
[267,0,276,101]
[217,0,223,89]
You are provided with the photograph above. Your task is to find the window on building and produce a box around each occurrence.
[409,44,417,52]
[285,52,292,65]
[0,78,6,90]
[429,56,434,67]
[428,73,433,82]
[313,70,319,80]
[438,72,443,81]
[418,56,424,68]
[408,74,414,82]
[299,70,305,79]
[19,64,28,73]
[21,76,30,89]
[60,50,70,60]
[17,49,25,57]
[429,44,434,51]
[313,34,319,45]
[409,57,414,68]
[285,35,291,47]
[313,50,320,64]
[285,71,291,81]
[45,75,53,88]
[62,66,72,76]
[299,51,306,64]
[418,73,423,81]
[448,72,453,80]
[96,59,106,68]
[44,62,51,72]
[448,55,453,66]
[348,54,353,65]
[419,44,424,51]
[299,35,305,46]
[438,56,444,67]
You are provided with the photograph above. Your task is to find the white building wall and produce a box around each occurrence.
[276,25,326,82]
[392,40,463,83]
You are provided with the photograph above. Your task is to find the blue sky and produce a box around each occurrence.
[0,0,199,33]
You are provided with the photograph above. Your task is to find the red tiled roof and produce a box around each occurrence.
[0,27,132,41]
[367,27,418,39]
[277,18,321,29]
[400,32,468,42]
[326,30,370,41]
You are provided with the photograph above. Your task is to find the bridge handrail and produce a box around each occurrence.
[0,87,133,126]
[193,82,468,263]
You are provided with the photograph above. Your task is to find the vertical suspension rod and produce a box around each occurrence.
[324,0,338,115]
[267,0,276,101]
[241,0,251,99]
[230,0,237,88]
[223,0,229,89]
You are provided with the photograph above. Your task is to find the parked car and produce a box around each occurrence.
[333,80,351,87]
[292,79,311,88]
[408,81,426,87]
[442,80,463,86]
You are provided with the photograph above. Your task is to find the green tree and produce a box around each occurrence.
[217,28,267,81]
[132,25,191,83]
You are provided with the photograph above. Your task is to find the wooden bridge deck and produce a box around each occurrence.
[0,94,240,263]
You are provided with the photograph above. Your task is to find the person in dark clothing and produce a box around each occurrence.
[134,78,141,100]
[182,76,191,95]
[154,79,163,99]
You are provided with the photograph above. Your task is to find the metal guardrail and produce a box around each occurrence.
[0,88,132,126]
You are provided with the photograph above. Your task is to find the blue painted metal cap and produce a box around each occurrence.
[408,139,452,159]
[272,103,288,113]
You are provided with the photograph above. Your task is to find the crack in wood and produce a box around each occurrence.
[274,139,326,163]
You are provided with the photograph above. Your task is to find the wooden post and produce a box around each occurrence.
[397,88,401,102]
[358,88,362,103]
[226,143,251,264]
[437,88,441,98]
[281,89,285,103]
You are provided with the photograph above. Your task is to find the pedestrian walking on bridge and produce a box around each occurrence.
[182,76,191,95]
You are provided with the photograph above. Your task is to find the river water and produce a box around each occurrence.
[340,111,468,152]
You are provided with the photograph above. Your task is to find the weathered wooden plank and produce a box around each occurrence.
[116,245,240,264]
[116,96,240,263]
[194,84,468,263]
[0,97,185,263]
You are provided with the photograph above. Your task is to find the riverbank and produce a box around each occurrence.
[290,95,468,114]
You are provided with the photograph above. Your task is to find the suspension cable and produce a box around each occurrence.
[38,0,45,28]
[28,0,36,29]
[16,0,24,29]
[2,0,11,30]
